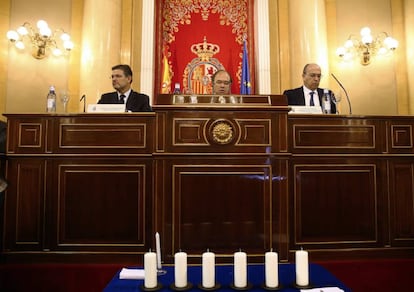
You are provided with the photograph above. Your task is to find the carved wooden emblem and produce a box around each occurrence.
[211,119,234,144]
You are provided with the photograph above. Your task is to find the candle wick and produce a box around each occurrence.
[270,248,273,252]
[207,248,210,252]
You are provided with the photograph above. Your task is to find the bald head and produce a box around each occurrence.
[302,63,322,90]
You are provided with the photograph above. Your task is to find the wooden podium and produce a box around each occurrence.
[153,94,289,263]
[2,95,414,263]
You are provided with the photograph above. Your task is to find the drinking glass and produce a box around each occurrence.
[60,92,70,112]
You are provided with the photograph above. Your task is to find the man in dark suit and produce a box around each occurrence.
[98,64,152,112]
[283,63,336,113]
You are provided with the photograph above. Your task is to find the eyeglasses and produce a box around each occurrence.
[306,73,322,79]
[214,80,231,85]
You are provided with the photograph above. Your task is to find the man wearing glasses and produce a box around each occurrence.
[98,64,152,112]
[283,63,336,113]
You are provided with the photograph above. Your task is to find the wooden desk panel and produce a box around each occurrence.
[2,114,155,263]
[288,115,383,153]
[2,109,414,263]
[387,120,414,153]
[292,159,384,248]
[388,158,414,247]
[155,108,287,154]
[155,157,289,263]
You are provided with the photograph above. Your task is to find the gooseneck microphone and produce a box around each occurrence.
[331,73,352,115]
[80,94,86,113]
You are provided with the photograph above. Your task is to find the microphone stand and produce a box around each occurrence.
[331,73,352,115]
[80,94,86,113]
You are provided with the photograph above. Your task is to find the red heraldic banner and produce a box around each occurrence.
[155,0,255,98]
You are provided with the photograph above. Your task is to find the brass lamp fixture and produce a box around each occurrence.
[336,26,398,65]
[6,20,74,59]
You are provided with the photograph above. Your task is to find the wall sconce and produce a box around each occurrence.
[6,20,74,59]
[336,26,398,65]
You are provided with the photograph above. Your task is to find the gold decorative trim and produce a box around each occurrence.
[162,0,248,44]
[210,119,234,145]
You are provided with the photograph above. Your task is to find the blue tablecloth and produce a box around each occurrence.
[104,263,350,291]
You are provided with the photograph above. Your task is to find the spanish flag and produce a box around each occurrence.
[161,46,171,94]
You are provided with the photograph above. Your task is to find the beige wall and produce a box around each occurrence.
[4,0,73,113]
[1,0,412,115]
[333,0,399,115]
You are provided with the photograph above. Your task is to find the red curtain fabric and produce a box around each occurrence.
[155,0,255,98]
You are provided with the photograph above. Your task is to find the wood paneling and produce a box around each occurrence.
[3,159,45,251]
[51,160,149,251]
[292,161,382,247]
[289,116,383,153]
[156,158,288,263]
[389,159,414,246]
[2,106,414,263]
[3,113,155,262]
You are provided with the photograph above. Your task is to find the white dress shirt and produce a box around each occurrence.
[303,87,320,107]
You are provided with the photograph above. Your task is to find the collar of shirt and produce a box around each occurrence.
[118,89,132,103]
[302,86,320,107]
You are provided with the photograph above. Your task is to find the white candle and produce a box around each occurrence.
[295,249,309,286]
[265,250,279,288]
[174,251,188,288]
[144,250,157,288]
[234,251,247,288]
[155,232,162,270]
[202,250,215,288]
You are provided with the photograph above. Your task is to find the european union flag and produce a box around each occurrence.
[240,40,251,94]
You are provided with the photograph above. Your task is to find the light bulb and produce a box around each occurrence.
[384,37,398,50]
[15,41,25,50]
[6,30,19,41]
[344,39,354,48]
[378,47,387,55]
[390,39,398,50]
[336,47,346,57]
[63,40,74,50]
[360,27,371,37]
[52,48,62,56]
[17,26,28,35]
[37,20,48,30]
[60,33,71,41]
[361,35,373,45]
[39,26,52,38]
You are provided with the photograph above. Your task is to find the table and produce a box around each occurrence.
[103,263,350,291]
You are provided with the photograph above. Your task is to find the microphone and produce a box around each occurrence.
[80,94,86,113]
[331,73,352,115]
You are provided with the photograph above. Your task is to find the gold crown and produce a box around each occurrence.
[191,37,220,61]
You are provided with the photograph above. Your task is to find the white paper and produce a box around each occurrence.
[289,106,323,114]
[87,104,126,113]
[119,268,145,279]
[301,287,344,292]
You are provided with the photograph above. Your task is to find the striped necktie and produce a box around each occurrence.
[119,94,125,104]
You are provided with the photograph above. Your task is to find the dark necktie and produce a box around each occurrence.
[309,91,315,106]
[119,94,125,104]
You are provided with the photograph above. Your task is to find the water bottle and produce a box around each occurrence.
[46,86,57,112]
[173,83,181,94]
[322,89,331,114]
